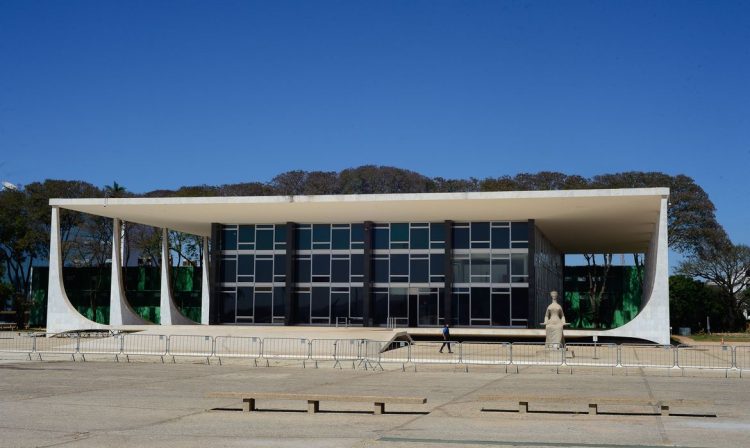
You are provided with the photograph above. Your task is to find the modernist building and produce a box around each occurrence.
[46,188,670,343]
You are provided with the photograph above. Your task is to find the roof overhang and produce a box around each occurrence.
[50,188,669,253]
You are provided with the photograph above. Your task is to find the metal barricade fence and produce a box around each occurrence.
[618,344,674,369]
[309,339,339,367]
[0,332,35,359]
[77,334,124,361]
[168,335,214,363]
[380,340,411,367]
[122,334,168,362]
[261,338,310,367]
[564,343,618,369]
[33,333,79,360]
[735,346,750,376]
[333,339,365,369]
[363,340,411,370]
[510,342,564,370]
[213,336,263,365]
[409,341,461,369]
[460,342,512,369]
[676,344,734,372]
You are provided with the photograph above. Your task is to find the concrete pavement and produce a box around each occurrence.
[0,359,748,448]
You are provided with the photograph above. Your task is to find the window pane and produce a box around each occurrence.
[410,258,429,283]
[313,224,331,242]
[331,258,349,283]
[332,228,350,250]
[238,255,254,276]
[373,227,389,250]
[220,291,235,322]
[296,228,311,250]
[430,223,445,242]
[312,254,330,276]
[221,229,237,250]
[492,293,510,326]
[273,287,286,317]
[221,259,236,283]
[351,224,364,243]
[374,258,389,283]
[491,258,510,283]
[238,225,255,243]
[296,258,311,283]
[511,221,529,241]
[254,291,272,323]
[511,253,528,278]
[274,254,286,277]
[471,222,490,242]
[471,253,490,278]
[350,287,363,317]
[471,287,490,319]
[491,227,510,249]
[410,227,429,249]
[374,291,388,324]
[455,293,470,326]
[311,287,329,317]
[390,254,408,276]
[453,227,469,249]
[255,258,273,282]
[430,254,444,276]
[389,288,408,317]
[275,224,286,243]
[256,229,274,250]
[391,223,408,242]
[295,292,310,323]
[237,287,253,316]
[350,254,363,277]
[331,292,348,320]
[452,258,470,283]
[511,287,528,320]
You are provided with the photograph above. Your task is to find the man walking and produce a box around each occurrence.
[439,323,453,353]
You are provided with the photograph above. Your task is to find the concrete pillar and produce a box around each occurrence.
[46,207,106,333]
[159,228,196,325]
[200,237,210,325]
[109,218,151,326]
[599,196,671,344]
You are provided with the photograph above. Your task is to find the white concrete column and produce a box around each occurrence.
[46,207,106,333]
[600,196,670,344]
[109,218,151,326]
[200,237,210,325]
[159,228,196,325]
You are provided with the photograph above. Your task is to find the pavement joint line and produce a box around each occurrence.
[382,371,512,435]
[377,436,709,448]
[640,374,672,445]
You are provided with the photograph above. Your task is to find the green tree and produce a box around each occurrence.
[669,275,731,332]
[677,244,750,331]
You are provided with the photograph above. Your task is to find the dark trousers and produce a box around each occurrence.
[439,340,452,352]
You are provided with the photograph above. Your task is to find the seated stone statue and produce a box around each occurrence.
[542,291,567,348]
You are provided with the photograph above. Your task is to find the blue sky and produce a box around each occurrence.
[1,0,748,246]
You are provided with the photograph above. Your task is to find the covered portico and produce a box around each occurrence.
[46,188,670,343]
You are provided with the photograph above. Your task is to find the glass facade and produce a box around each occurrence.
[218,221,530,327]
[219,225,288,323]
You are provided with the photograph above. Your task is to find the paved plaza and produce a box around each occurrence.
[0,354,748,448]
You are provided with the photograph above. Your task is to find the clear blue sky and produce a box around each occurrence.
[1,1,748,246]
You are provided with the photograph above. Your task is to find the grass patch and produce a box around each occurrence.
[689,333,750,342]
